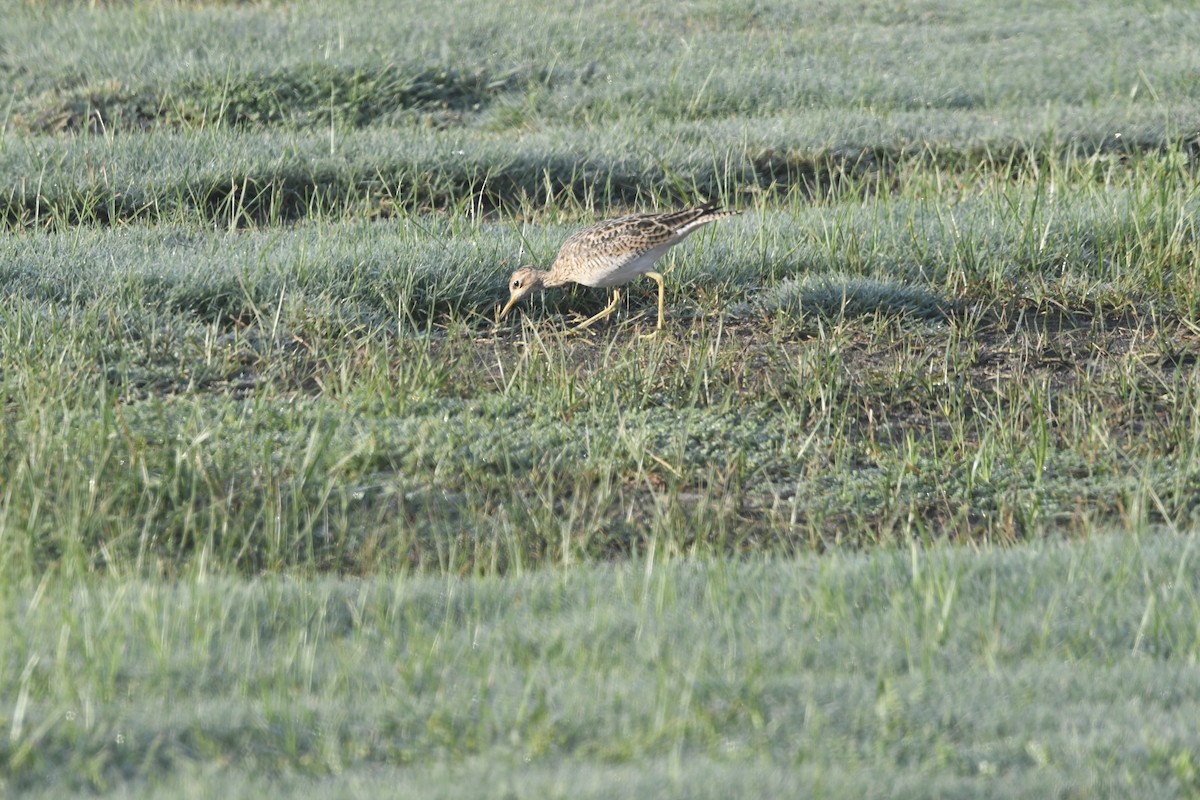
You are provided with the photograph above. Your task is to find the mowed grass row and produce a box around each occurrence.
[2,163,1200,578]
[5,533,1200,797]
[6,0,1197,133]
[3,0,1199,226]
[3,150,1198,316]
[5,120,1199,229]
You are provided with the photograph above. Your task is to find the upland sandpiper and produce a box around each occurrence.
[498,200,738,333]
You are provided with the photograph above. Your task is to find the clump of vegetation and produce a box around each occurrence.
[21,63,547,134]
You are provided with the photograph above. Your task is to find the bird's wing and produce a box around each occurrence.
[552,204,737,287]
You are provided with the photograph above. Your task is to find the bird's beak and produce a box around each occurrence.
[497,295,520,322]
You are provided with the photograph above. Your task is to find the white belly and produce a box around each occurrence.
[578,243,674,288]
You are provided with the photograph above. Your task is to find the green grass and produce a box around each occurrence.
[6,534,1200,797]
[2,166,1199,576]
[3,0,1200,795]
[3,0,1199,226]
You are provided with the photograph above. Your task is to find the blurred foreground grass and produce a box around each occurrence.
[6,534,1200,797]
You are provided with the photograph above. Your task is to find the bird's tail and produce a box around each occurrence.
[659,200,740,236]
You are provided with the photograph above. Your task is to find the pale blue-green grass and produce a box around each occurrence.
[4,532,1200,797]
[4,0,1198,133]
[3,0,1199,225]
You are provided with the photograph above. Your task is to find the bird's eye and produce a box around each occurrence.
[512,280,522,290]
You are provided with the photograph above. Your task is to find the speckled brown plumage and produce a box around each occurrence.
[498,201,738,333]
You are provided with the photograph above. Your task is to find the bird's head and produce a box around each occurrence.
[498,266,546,321]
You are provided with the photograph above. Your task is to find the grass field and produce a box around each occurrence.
[7,535,1200,798]
[3,0,1200,795]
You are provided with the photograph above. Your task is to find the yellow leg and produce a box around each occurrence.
[637,271,665,339]
[575,288,621,331]
[647,271,664,330]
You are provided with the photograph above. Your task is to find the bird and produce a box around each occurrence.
[497,200,738,334]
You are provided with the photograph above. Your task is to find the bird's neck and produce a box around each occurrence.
[540,268,570,288]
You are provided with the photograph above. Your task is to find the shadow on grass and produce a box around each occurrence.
[7,136,1195,231]
[752,274,957,323]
